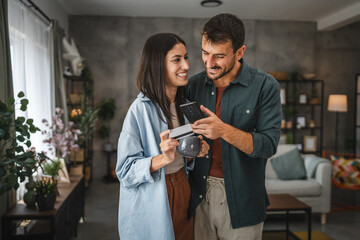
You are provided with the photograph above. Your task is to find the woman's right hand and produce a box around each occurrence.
[159,129,179,165]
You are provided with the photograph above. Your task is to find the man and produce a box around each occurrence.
[187,13,282,240]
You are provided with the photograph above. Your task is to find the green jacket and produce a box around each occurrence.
[186,60,282,228]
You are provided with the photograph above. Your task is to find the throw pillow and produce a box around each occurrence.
[330,155,360,190]
[271,148,307,180]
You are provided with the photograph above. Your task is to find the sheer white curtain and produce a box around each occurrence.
[8,0,54,201]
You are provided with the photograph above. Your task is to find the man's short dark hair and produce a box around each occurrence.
[202,13,245,53]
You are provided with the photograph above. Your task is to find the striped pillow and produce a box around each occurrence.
[330,155,360,189]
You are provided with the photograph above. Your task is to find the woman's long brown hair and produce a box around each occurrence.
[136,33,186,129]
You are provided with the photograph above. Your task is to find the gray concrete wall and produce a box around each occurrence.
[68,16,360,180]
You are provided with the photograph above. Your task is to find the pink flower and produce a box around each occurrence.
[42,108,82,159]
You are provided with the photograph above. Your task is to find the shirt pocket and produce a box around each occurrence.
[232,105,257,132]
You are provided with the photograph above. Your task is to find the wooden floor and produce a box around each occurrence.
[71,179,360,240]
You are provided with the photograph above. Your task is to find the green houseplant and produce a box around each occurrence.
[96,98,116,151]
[35,179,57,211]
[0,92,42,195]
[42,158,62,181]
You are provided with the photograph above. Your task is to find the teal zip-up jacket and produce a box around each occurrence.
[186,59,282,228]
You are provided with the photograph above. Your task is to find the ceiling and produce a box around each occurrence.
[58,0,360,31]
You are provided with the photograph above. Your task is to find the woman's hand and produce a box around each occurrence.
[159,129,179,164]
[197,135,210,158]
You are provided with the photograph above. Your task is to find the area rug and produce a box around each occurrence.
[262,230,332,240]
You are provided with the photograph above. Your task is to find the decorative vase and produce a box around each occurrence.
[23,177,36,207]
[36,192,56,211]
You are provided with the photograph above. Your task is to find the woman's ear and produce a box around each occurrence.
[236,45,246,61]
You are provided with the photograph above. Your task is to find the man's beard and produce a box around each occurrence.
[206,60,236,81]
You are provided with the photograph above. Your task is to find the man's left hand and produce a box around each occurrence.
[191,105,227,140]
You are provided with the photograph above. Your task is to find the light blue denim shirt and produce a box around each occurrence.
[116,93,193,240]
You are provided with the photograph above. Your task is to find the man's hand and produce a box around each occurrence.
[191,105,227,140]
[197,135,210,157]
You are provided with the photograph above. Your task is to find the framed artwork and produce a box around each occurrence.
[296,115,307,128]
[298,93,308,104]
[280,88,286,105]
[303,136,317,152]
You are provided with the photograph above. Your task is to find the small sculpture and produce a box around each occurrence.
[62,37,84,76]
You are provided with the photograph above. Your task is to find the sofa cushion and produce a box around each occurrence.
[270,148,307,180]
[265,179,321,197]
[266,144,298,179]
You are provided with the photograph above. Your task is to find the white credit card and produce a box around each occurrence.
[169,124,193,140]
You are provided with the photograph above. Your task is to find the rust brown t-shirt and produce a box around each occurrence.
[209,87,225,178]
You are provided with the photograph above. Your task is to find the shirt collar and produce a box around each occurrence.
[204,58,249,87]
[137,92,151,101]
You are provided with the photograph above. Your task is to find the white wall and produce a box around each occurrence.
[32,0,69,36]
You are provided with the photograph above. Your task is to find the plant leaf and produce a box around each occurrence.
[17,91,25,98]
[17,116,25,123]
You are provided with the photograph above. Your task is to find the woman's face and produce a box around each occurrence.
[164,43,189,90]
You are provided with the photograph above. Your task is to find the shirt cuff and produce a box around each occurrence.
[146,157,161,182]
[247,132,262,158]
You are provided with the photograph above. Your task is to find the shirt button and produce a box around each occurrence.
[246,109,250,114]
[211,92,214,95]
[203,176,206,179]
[206,155,209,158]
[199,195,203,199]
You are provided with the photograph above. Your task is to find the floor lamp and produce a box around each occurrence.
[328,94,348,152]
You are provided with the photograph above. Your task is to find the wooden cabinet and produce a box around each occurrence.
[279,79,324,154]
[2,176,85,240]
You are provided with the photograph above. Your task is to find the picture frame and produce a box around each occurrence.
[303,136,317,152]
[296,115,307,128]
[280,88,286,105]
[298,93,308,104]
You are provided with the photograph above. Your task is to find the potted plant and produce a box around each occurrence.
[42,158,62,181]
[96,98,116,152]
[35,179,57,211]
[0,92,42,195]
[284,106,294,129]
[310,87,320,104]
[42,108,81,174]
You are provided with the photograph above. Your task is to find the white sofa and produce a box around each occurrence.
[265,144,332,224]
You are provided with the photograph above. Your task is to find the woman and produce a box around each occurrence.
[116,33,209,240]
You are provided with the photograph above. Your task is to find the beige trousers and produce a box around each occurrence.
[194,176,263,240]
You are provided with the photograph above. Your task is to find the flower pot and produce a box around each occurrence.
[69,148,85,162]
[36,192,56,211]
[70,165,83,175]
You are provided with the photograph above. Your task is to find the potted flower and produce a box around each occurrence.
[35,179,57,211]
[0,92,42,195]
[42,108,81,174]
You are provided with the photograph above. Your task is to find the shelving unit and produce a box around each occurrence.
[355,74,360,154]
[279,79,324,155]
[64,74,94,187]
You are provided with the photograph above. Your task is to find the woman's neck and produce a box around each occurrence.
[166,86,177,103]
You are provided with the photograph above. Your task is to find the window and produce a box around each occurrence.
[8,0,54,201]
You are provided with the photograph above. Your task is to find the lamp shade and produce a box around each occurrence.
[328,94,348,112]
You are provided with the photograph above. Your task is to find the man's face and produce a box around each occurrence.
[201,36,238,81]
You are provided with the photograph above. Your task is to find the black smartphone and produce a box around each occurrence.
[180,101,205,123]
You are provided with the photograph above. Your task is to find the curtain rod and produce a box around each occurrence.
[19,0,51,23]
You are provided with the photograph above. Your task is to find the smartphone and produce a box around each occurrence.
[180,101,205,123]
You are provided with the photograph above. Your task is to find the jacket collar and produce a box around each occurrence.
[204,58,249,87]
[137,92,151,101]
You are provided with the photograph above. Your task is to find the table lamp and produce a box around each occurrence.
[328,94,348,152]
